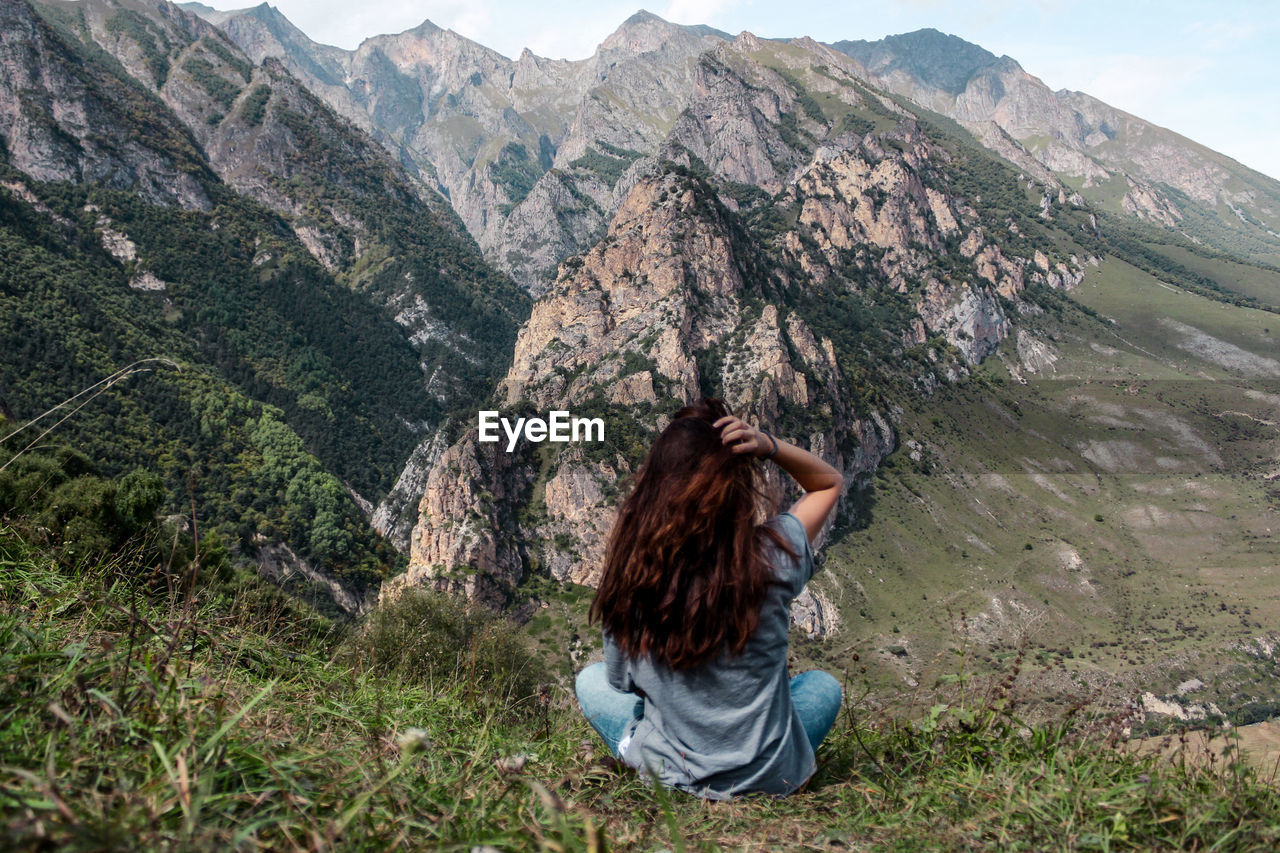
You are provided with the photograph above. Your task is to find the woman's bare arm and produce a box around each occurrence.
[715,416,844,544]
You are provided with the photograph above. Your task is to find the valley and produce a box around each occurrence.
[2,0,1278,742]
[816,252,1279,715]
[3,1,1280,846]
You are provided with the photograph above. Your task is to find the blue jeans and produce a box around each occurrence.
[574,663,843,757]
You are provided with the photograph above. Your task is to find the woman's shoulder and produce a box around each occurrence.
[761,513,815,592]
[763,512,810,552]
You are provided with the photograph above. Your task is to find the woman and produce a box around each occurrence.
[575,398,845,799]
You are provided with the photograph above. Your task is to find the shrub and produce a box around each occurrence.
[345,587,545,703]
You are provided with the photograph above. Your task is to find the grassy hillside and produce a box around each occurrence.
[3,520,1278,851]
[803,253,1280,723]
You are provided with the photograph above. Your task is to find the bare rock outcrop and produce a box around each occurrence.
[381,434,534,608]
[0,0,212,210]
[394,165,897,632]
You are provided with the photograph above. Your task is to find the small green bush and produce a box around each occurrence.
[346,587,545,703]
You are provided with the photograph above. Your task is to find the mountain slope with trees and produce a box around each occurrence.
[1,0,528,604]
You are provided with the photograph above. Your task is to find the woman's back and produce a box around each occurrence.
[605,513,817,798]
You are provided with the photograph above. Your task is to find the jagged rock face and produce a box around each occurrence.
[487,17,725,293]
[370,426,451,551]
[0,0,212,209]
[778,125,1043,362]
[396,165,899,620]
[1014,329,1059,375]
[187,2,546,255]
[196,8,1280,277]
[504,174,744,407]
[664,43,802,193]
[395,173,745,597]
[1120,177,1181,227]
[556,13,721,163]
[488,168,613,295]
[649,38,1071,366]
[381,428,535,608]
[793,137,951,288]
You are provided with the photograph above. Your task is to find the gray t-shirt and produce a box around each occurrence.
[604,512,816,799]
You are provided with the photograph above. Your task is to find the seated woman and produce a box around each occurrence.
[575,397,844,799]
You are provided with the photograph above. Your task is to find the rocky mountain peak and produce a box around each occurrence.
[392,17,444,43]
[245,3,283,21]
[834,28,1008,96]
[600,8,726,56]
[180,1,277,29]
[622,9,663,26]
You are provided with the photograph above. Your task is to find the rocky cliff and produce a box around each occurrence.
[385,169,898,614]
[0,0,214,209]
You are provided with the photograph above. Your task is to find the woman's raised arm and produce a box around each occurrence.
[715,416,844,544]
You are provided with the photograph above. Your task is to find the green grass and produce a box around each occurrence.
[1146,243,1280,309]
[1074,257,1278,359]
[3,526,1279,850]
[1059,172,1133,216]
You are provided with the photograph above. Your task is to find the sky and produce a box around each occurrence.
[213,0,1280,180]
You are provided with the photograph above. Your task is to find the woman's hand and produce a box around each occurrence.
[714,415,772,457]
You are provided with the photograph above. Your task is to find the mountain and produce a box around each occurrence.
[374,30,1279,710]
[181,3,732,293]
[1,0,527,609]
[830,29,1280,267]
[190,9,1280,290]
[381,34,1079,605]
[31,0,527,385]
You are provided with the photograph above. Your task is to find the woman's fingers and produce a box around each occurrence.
[715,416,745,442]
[714,416,760,454]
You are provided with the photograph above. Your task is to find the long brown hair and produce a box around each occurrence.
[589,398,792,670]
